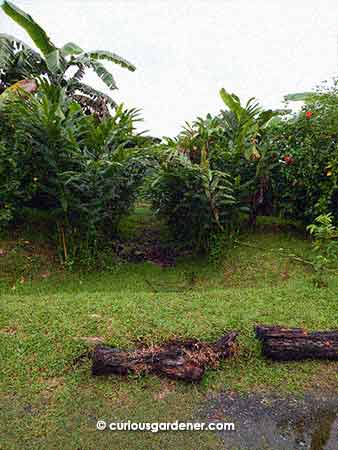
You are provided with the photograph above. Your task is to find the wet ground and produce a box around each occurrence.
[202,391,338,450]
[115,224,187,267]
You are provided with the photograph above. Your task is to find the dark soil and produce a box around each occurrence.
[115,221,190,267]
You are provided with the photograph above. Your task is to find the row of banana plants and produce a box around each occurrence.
[1,1,338,262]
[149,81,338,250]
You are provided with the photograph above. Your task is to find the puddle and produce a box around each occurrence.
[202,392,338,450]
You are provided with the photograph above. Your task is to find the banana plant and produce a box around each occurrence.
[219,88,279,160]
[219,89,282,225]
[0,1,136,114]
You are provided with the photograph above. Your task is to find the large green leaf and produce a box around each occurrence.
[45,49,65,73]
[90,60,117,90]
[61,42,83,56]
[219,88,242,120]
[73,56,117,90]
[0,1,56,56]
[85,50,136,71]
[284,92,313,102]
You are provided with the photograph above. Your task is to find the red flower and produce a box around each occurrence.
[282,155,294,165]
[305,111,313,119]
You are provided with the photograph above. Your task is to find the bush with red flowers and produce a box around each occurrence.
[267,79,338,223]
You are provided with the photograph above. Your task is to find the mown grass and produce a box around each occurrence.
[0,211,337,450]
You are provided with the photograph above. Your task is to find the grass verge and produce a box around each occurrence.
[0,214,337,449]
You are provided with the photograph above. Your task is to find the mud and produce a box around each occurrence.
[202,391,338,450]
[115,227,184,267]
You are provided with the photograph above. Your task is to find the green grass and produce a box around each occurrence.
[0,212,337,449]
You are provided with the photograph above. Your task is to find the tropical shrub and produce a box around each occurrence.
[0,82,151,263]
[213,90,281,224]
[268,79,338,223]
[150,89,280,249]
[151,152,240,250]
[307,213,338,286]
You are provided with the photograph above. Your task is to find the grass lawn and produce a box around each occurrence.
[0,210,337,449]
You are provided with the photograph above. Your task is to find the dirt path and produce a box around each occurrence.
[116,207,189,267]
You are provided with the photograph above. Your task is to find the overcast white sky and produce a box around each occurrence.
[1,0,338,136]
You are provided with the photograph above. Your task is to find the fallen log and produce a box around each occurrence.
[255,325,338,361]
[91,332,237,382]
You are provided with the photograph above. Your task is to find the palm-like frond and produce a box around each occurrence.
[245,98,262,118]
[0,33,37,52]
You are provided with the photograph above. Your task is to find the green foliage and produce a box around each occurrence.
[307,213,338,286]
[1,0,337,262]
[284,92,313,102]
[208,230,238,265]
[151,148,241,251]
[0,82,151,264]
[0,2,152,266]
[0,33,46,91]
[150,89,282,248]
[268,79,338,223]
[307,213,338,251]
[219,88,279,160]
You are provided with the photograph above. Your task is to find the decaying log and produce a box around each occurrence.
[256,325,338,361]
[91,332,237,382]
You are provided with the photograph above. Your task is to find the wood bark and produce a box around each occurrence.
[92,332,237,382]
[255,325,338,361]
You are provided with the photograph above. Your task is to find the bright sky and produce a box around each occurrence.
[1,0,338,137]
